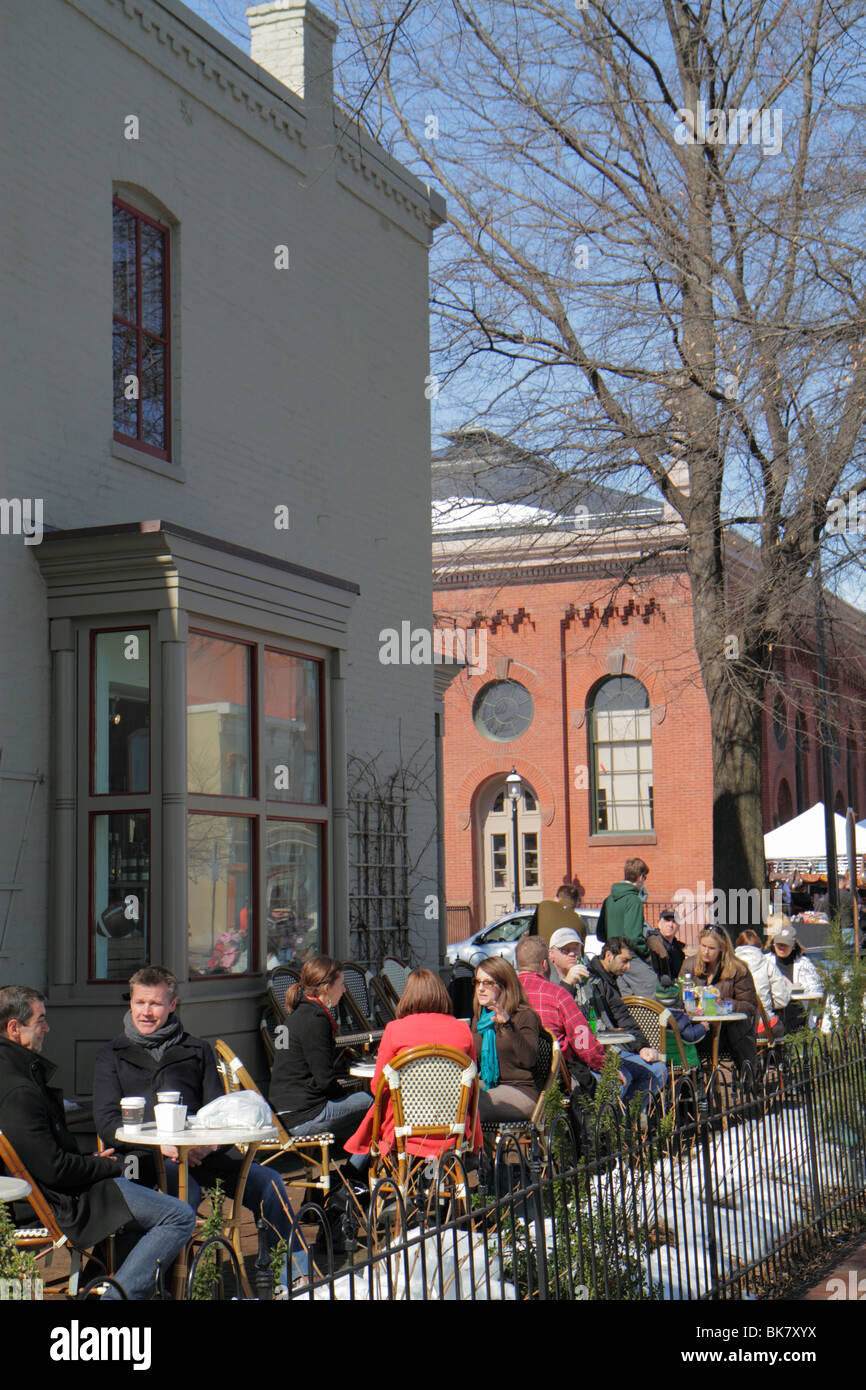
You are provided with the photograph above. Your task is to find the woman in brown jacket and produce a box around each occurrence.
[686,927,758,1069]
[472,957,542,1120]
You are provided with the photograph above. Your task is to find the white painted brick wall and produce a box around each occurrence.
[0,0,440,980]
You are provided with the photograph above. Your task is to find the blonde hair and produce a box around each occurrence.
[694,928,741,983]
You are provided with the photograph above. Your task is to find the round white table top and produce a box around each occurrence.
[0,1177,31,1203]
[689,1012,748,1023]
[596,1030,635,1046]
[792,991,824,1002]
[349,1062,376,1078]
[116,1122,278,1147]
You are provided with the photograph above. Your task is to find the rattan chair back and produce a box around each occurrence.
[374,1045,478,1150]
[622,995,689,1067]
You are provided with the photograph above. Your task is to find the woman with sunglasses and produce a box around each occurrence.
[471,957,542,1121]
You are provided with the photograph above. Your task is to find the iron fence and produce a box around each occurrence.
[271,1030,866,1302]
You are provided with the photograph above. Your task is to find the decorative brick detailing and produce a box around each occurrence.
[456,758,557,832]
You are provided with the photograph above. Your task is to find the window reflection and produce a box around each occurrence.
[92,812,149,980]
[264,650,321,802]
[93,630,149,794]
[187,633,252,796]
[188,815,252,976]
[265,821,321,969]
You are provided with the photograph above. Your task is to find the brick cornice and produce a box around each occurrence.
[456,758,557,832]
[68,0,307,156]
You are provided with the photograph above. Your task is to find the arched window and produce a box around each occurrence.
[776,777,793,825]
[590,676,653,833]
[794,714,809,813]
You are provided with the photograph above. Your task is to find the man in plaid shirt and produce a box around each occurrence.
[515,935,605,1074]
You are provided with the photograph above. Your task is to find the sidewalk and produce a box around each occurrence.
[801,1232,866,1300]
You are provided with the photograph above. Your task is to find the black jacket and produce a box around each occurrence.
[645,928,686,981]
[586,956,650,1052]
[0,1037,130,1247]
[93,1029,245,1190]
[269,996,344,1125]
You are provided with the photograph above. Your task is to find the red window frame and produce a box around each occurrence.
[112,195,171,461]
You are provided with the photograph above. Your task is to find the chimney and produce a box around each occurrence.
[247,2,338,112]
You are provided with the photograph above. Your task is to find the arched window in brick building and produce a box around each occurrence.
[794,714,809,814]
[776,777,793,826]
[589,676,653,833]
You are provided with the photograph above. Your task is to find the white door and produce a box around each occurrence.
[480,780,543,924]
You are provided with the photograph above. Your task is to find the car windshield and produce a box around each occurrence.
[479,915,529,944]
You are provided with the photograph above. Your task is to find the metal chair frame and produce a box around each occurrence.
[480,1027,563,1159]
[0,1130,114,1297]
[214,1039,333,1196]
[367,1044,479,1232]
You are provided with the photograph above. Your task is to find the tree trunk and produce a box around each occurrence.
[706,676,767,900]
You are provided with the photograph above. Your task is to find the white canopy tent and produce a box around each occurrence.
[764,802,866,863]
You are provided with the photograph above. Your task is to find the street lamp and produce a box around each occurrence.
[506,767,523,911]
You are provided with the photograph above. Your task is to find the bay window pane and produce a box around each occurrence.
[264,650,321,803]
[140,337,167,449]
[265,820,321,968]
[188,814,252,976]
[187,633,252,796]
[91,812,149,981]
[112,322,138,438]
[112,204,136,321]
[92,629,150,794]
[140,222,166,334]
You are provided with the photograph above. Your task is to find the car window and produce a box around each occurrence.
[479,915,529,944]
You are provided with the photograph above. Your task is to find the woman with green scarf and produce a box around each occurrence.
[472,957,541,1121]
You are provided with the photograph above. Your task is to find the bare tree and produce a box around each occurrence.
[336,0,866,895]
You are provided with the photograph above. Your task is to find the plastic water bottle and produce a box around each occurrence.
[682,973,695,1015]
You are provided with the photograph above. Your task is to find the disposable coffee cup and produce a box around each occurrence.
[121,1096,146,1132]
[154,1102,187,1134]
[156,1090,181,1104]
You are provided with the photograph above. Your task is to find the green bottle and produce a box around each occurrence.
[588,1003,598,1035]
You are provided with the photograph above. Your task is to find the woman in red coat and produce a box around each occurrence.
[345,970,481,1159]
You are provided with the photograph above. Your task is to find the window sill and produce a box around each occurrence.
[112,438,185,483]
[588,832,657,846]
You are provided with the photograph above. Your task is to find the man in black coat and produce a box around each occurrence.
[93,965,305,1286]
[0,984,194,1299]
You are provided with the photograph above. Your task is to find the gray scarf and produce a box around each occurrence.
[123,1010,184,1062]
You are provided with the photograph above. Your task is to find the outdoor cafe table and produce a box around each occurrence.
[0,1177,31,1203]
[596,1029,636,1048]
[349,1061,376,1080]
[116,1119,278,1298]
[687,1011,749,1068]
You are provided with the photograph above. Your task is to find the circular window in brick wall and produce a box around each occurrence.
[472,680,534,742]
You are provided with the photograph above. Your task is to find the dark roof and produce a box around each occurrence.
[431,428,660,519]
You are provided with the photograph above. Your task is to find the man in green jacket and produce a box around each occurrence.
[602,858,651,960]
[601,858,659,996]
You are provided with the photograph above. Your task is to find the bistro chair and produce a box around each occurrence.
[481,1028,563,1164]
[381,957,411,1003]
[267,963,383,1064]
[214,1039,333,1197]
[621,995,692,1104]
[0,1130,114,1297]
[366,1044,479,1237]
[368,972,398,1025]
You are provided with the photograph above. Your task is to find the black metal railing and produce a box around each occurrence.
[202,1031,866,1301]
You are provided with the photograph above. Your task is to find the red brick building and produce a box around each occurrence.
[432,432,866,937]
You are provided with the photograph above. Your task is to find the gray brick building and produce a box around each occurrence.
[0,0,444,1092]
